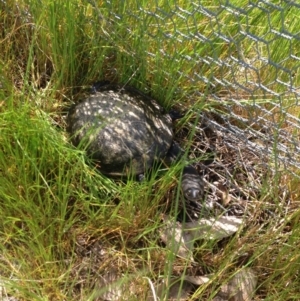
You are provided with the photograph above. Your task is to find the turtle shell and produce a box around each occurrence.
[67,85,174,176]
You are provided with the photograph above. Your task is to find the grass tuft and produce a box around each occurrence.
[1,0,300,300]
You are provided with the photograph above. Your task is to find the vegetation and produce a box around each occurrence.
[0,0,299,300]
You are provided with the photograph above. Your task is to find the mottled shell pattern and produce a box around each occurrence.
[67,85,174,176]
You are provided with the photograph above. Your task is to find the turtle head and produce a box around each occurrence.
[181,166,204,201]
[183,187,202,201]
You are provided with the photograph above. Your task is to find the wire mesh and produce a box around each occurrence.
[88,0,300,183]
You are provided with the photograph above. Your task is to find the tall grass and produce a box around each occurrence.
[0,0,300,300]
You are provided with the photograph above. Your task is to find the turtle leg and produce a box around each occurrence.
[164,141,185,165]
[166,142,204,201]
[169,109,184,121]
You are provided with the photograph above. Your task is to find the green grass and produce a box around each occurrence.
[1,0,300,300]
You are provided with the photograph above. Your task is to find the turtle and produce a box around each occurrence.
[67,81,204,202]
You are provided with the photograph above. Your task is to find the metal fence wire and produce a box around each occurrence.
[89,0,300,214]
[95,1,300,162]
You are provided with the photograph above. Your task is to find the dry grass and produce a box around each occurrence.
[1,0,300,300]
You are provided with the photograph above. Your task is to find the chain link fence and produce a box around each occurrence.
[82,1,300,218]
[91,0,300,181]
